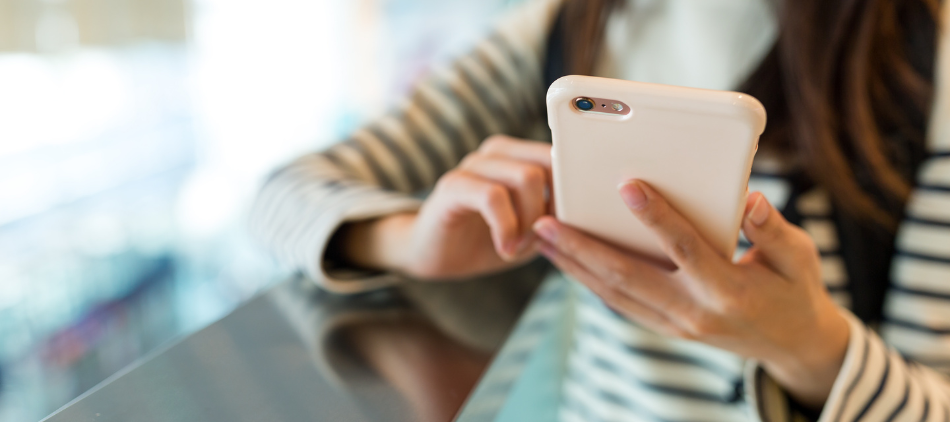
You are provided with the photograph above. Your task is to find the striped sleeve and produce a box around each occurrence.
[747,312,950,422]
[749,7,950,421]
[248,0,562,293]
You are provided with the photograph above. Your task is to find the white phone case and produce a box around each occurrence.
[547,75,765,263]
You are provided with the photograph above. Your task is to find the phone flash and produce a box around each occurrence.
[612,103,623,111]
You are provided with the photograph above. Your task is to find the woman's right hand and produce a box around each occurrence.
[341,135,552,280]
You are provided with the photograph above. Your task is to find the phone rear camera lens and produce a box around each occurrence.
[575,98,594,111]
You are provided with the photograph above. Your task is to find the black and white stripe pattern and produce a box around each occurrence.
[248,0,561,292]
[563,284,748,421]
[250,0,950,419]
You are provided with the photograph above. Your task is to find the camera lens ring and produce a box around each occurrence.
[574,98,594,111]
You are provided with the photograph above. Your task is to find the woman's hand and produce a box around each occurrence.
[533,180,850,410]
[343,135,552,280]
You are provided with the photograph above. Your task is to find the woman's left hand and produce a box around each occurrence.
[533,180,850,410]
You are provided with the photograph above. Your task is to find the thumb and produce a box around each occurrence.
[741,192,817,278]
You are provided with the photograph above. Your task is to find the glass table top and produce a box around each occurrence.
[41,262,568,422]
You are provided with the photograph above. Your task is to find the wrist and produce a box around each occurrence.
[341,213,417,273]
[762,307,850,410]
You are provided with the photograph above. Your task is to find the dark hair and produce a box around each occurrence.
[559,0,940,229]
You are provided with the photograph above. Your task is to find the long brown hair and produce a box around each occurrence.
[559,0,941,229]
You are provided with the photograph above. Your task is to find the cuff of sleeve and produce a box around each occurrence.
[304,191,423,294]
[815,310,873,422]
[745,308,869,422]
[744,358,792,422]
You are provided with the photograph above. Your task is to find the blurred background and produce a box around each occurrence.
[0,0,524,420]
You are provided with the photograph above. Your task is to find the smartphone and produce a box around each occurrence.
[547,75,765,264]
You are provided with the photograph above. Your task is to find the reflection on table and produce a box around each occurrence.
[42,260,550,422]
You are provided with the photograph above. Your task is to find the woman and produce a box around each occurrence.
[251,0,950,420]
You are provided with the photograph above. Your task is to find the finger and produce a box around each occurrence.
[618,180,727,275]
[538,241,686,337]
[478,135,555,215]
[741,192,819,278]
[533,216,680,306]
[478,135,552,168]
[459,154,547,242]
[436,171,520,259]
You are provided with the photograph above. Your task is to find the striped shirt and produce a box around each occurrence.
[249,0,950,420]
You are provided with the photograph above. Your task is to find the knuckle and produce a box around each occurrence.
[668,234,699,263]
[458,152,482,169]
[771,226,789,243]
[717,288,749,318]
[769,224,819,260]
[684,312,722,338]
[603,268,627,288]
[757,225,785,246]
[479,135,509,153]
[517,166,545,188]
[600,261,636,290]
[482,184,509,208]
[610,261,636,282]
[637,202,665,227]
[435,170,462,188]
[559,233,581,253]
[765,222,801,245]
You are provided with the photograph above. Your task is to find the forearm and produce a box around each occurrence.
[333,213,417,273]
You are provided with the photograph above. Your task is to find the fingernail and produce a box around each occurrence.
[618,180,647,209]
[747,195,770,227]
[533,219,557,242]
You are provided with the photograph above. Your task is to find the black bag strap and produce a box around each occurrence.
[542,7,569,93]
[540,7,569,135]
